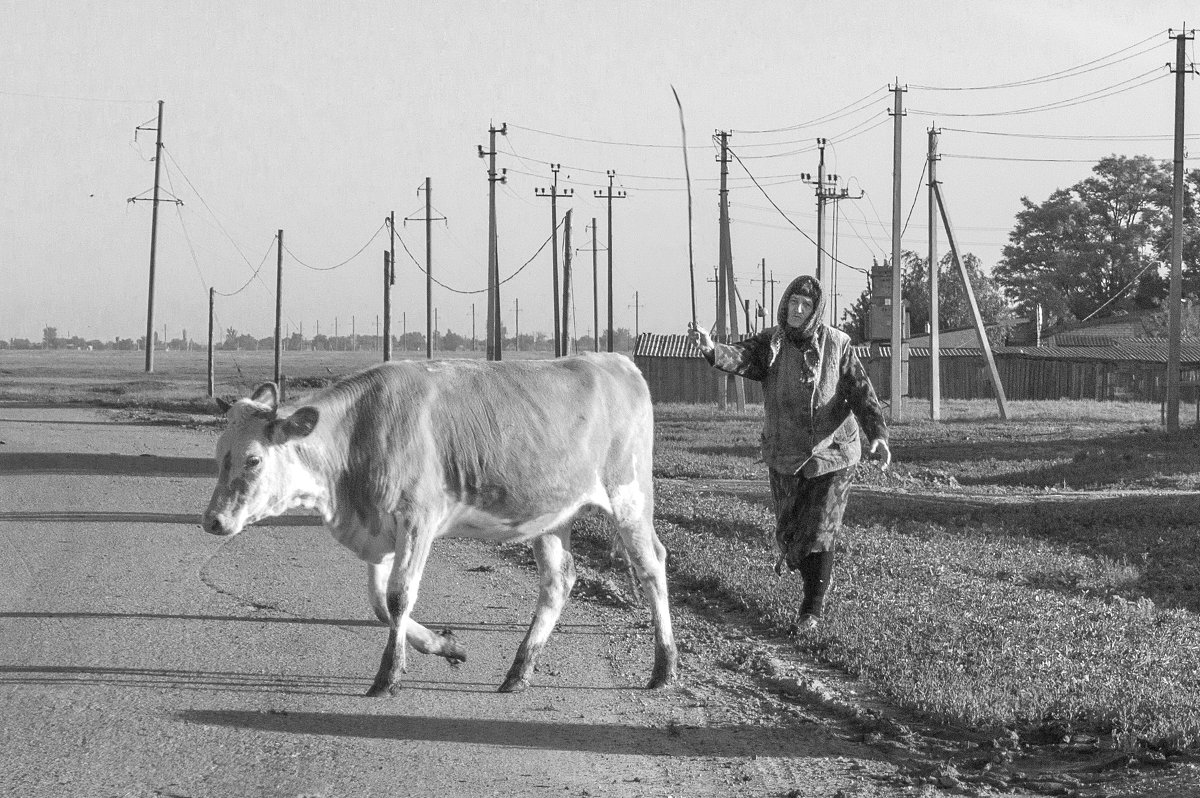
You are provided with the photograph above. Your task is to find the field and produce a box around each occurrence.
[6,348,1200,776]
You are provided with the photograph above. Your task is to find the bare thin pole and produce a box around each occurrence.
[671,85,697,326]
[274,229,283,384]
[934,182,1007,420]
[562,209,573,355]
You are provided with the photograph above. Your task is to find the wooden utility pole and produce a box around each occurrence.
[1166,28,1195,432]
[889,82,907,422]
[589,219,601,351]
[274,230,283,384]
[536,164,573,356]
[928,127,941,421]
[561,209,573,355]
[717,130,745,411]
[383,251,392,362]
[128,100,181,372]
[594,171,626,352]
[933,182,1008,419]
[513,298,520,351]
[480,125,507,359]
[207,288,215,398]
[471,304,476,351]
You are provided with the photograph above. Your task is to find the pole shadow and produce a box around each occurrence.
[0,452,216,477]
[0,510,323,526]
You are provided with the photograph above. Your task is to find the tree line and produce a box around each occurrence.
[840,155,1200,342]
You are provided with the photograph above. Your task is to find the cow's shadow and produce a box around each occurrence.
[176,709,866,760]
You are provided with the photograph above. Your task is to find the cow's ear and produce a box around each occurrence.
[250,382,279,410]
[272,406,319,443]
[215,397,233,414]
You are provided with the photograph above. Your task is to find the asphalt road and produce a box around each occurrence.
[0,405,909,798]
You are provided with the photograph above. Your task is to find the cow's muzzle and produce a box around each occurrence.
[201,511,238,537]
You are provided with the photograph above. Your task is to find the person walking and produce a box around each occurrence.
[687,274,891,632]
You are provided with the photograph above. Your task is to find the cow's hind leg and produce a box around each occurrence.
[610,490,678,689]
[499,530,576,693]
[367,559,466,666]
[367,520,436,697]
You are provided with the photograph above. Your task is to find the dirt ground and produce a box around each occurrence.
[3,404,1198,797]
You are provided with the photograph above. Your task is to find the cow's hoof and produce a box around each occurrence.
[365,681,401,698]
[498,676,530,693]
[647,656,678,689]
[440,629,467,667]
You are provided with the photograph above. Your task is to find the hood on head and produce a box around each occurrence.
[777,274,825,339]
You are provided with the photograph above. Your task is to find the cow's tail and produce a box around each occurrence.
[607,535,646,605]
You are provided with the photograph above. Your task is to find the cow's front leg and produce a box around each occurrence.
[367,560,467,666]
[500,530,575,693]
[366,520,435,697]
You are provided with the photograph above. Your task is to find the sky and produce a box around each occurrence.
[1,1,1197,346]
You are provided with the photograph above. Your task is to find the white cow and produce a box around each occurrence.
[202,353,677,696]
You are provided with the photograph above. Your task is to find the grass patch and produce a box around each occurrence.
[637,403,1200,752]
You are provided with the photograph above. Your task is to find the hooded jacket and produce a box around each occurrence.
[703,275,887,477]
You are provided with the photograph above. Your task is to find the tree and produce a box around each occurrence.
[43,327,58,349]
[995,155,1178,323]
[905,251,1011,336]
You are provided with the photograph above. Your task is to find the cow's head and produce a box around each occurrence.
[202,382,321,537]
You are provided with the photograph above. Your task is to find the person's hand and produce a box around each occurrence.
[687,321,714,353]
[868,438,891,470]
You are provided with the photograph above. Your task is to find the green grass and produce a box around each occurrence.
[639,401,1200,752]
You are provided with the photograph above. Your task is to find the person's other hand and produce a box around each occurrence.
[687,322,714,353]
[868,438,891,470]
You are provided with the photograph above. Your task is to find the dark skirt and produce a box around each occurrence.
[768,466,854,569]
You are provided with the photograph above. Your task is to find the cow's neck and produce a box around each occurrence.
[278,444,332,521]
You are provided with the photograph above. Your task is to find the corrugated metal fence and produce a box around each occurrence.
[634,333,1200,404]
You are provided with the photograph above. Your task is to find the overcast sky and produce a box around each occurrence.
[1,1,1196,344]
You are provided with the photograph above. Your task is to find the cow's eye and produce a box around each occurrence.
[245,455,262,469]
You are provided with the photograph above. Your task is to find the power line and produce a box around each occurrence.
[910,31,1166,91]
[910,67,1168,117]
[939,125,1200,141]
[213,235,279,298]
[282,222,387,271]
[726,144,868,275]
[395,218,565,295]
[731,84,890,134]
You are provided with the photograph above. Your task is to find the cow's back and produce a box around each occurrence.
[305,353,652,526]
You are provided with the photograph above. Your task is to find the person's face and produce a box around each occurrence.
[786,294,815,327]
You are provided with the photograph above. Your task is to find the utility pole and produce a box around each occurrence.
[629,290,644,339]
[207,288,215,398]
[383,251,392,361]
[274,230,283,383]
[535,164,573,356]
[717,131,745,410]
[406,179,444,360]
[750,261,779,328]
[933,181,1008,420]
[803,140,862,323]
[578,218,606,352]
[561,209,573,355]
[471,304,476,351]
[513,298,520,351]
[889,81,907,423]
[128,100,180,372]
[928,127,941,421]
[594,171,626,352]
[1166,27,1195,433]
[480,126,507,360]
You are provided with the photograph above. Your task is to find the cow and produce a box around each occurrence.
[201,353,677,697]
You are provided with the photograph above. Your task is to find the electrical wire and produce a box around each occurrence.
[910,31,1167,91]
[941,153,1125,163]
[283,222,386,271]
[1080,261,1158,322]
[731,85,890,134]
[900,159,928,238]
[214,235,279,298]
[507,122,711,150]
[726,145,868,275]
[910,67,1168,117]
[395,218,565,295]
